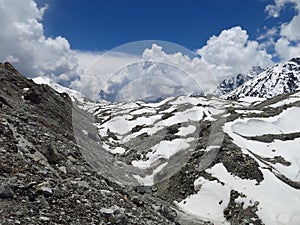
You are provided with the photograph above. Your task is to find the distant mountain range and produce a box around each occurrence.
[98,57,300,102]
[224,58,300,99]
[218,66,265,94]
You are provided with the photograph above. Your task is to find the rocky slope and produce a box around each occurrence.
[0,62,201,225]
[225,58,300,99]
[77,88,300,224]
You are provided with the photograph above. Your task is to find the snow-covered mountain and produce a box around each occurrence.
[225,58,300,99]
[33,76,87,103]
[218,66,265,94]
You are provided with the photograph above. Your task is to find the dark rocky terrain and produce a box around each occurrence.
[0,62,203,225]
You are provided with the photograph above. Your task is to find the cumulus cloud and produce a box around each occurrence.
[275,37,300,59]
[142,44,217,92]
[71,51,141,100]
[0,0,79,84]
[265,0,300,60]
[197,26,273,80]
[281,14,300,41]
[72,44,218,101]
[73,32,275,100]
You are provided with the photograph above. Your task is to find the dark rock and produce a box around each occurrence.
[0,185,14,199]
[23,89,41,104]
[290,57,300,65]
[113,208,127,225]
[131,125,144,133]
[158,205,177,222]
[41,145,61,164]
[100,206,127,224]
[134,185,152,194]
[0,96,12,108]
[224,190,263,225]
[35,182,53,196]
[131,196,144,207]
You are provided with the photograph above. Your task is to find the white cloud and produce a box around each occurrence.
[265,0,292,17]
[73,34,275,100]
[280,13,300,41]
[72,44,218,101]
[265,0,300,60]
[257,27,278,41]
[0,0,79,84]
[197,26,273,80]
[265,0,300,18]
[257,27,279,51]
[71,51,141,100]
[142,44,217,92]
[275,37,300,59]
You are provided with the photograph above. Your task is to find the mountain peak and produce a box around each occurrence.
[290,57,300,65]
[225,57,300,99]
[218,66,265,94]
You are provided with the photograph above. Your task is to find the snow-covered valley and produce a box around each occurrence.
[2,61,300,225]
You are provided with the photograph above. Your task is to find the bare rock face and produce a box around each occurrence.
[23,89,41,104]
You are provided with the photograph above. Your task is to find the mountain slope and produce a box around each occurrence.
[2,62,300,225]
[225,58,300,99]
[0,62,197,225]
[218,66,265,94]
[86,90,300,224]
[33,76,87,103]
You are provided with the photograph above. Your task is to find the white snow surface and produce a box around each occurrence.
[232,107,300,136]
[177,125,197,136]
[179,100,300,225]
[33,77,86,103]
[91,95,226,186]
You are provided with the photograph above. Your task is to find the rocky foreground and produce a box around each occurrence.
[0,62,200,225]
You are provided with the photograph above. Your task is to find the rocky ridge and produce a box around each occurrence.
[225,58,300,99]
[218,66,265,95]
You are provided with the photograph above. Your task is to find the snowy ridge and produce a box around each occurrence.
[33,77,87,103]
[218,66,265,94]
[225,58,300,99]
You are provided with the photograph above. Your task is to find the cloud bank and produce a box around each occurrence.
[0,0,79,84]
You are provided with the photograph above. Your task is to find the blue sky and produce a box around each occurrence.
[39,0,295,52]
